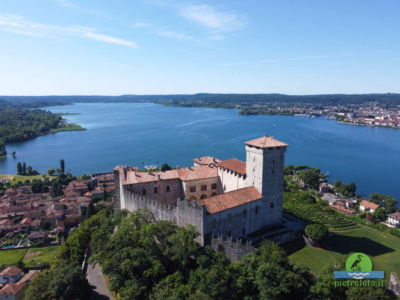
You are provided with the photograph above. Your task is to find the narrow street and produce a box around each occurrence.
[86,263,114,300]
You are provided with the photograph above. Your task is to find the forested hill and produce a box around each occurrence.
[0,100,84,157]
[2,93,400,106]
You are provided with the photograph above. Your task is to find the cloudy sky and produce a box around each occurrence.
[1,0,399,95]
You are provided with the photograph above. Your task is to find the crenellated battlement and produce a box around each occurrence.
[211,234,255,261]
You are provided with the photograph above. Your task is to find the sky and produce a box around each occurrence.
[0,0,400,95]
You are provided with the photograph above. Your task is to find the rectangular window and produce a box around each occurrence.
[201,185,207,191]
[190,186,196,193]
[228,214,232,223]
[154,187,158,194]
[142,189,146,196]
[166,185,170,192]
[243,209,246,217]
[211,183,217,190]
[270,202,274,208]
[255,206,258,214]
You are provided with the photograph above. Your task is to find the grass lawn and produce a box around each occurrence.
[0,246,59,268]
[0,249,26,267]
[23,246,60,267]
[286,225,400,276]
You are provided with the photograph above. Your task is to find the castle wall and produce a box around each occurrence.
[123,189,177,222]
[205,199,270,239]
[125,178,182,206]
[177,199,206,245]
[211,235,255,262]
[218,168,247,193]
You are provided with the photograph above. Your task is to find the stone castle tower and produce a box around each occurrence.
[245,136,287,226]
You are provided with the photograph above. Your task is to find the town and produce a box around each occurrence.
[239,102,400,129]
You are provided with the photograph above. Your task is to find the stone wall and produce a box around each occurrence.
[211,235,255,261]
[125,178,183,206]
[177,199,206,245]
[123,190,177,222]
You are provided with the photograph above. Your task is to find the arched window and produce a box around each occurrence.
[211,192,217,197]
[188,195,197,201]
[200,194,207,200]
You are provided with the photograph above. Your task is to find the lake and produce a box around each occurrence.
[1,103,399,200]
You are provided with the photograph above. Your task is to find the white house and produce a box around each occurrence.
[359,200,379,213]
[387,212,400,228]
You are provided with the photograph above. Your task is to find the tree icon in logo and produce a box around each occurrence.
[345,252,373,272]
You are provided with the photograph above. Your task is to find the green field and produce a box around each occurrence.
[0,248,26,266]
[286,225,400,276]
[23,246,59,267]
[0,245,59,268]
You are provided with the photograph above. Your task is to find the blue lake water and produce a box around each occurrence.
[0,103,399,200]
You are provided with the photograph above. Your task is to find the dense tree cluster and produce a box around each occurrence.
[0,107,63,144]
[16,162,39,176]
[25,208,397,299]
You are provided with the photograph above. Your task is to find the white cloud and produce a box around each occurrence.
[178,4,245,33]
[54,0,111,19]
[0,14,137,48]
[143,1,246,40]
[132,21,193,41]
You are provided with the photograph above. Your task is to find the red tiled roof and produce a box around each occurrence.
[20,217,32,225]
[331,204,356,215]
[123,165,218,184]
[193,156,221,165]
[360,200,379,210]
[218,158,246,175]
[388,212,400,221]
[245,136,288,148]
[0,266,23,277]
[200,186,262,214]
[0,282,25,296]
[178,165,218,181]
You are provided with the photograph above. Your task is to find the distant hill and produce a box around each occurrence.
[1,93,400,106]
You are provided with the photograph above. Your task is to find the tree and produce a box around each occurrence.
[298,168,321,190]
[48,264,91,300]
[47,168,56,176]
[26,165,33,176]
[345,286,395,300]
[0,139,6,156]
[369,193,398,214]
[374,207,386,222]
[333,180,342,188]
[60,159,65,174]
[337,182,356,197]
[22,162,26,175]
[304,224,328,244]
[31,179,43,193]
[17,162,22,175]
[161,163,172,171]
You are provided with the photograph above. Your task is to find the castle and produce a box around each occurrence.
[114,136,296,247]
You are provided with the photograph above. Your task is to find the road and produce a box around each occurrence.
[86,263,114,300]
